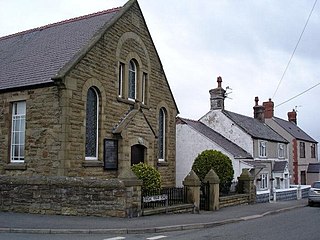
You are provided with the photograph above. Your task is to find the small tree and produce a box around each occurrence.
[192,150,234,194]
[131,162,161,193]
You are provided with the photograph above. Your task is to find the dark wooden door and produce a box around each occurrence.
[131,144,145,166]
[301,171,306,185]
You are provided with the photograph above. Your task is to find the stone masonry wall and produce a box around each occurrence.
[0,86,63,176]
[60,2,177,186]
[0,175,141,217]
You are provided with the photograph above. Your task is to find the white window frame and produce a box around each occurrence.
[278,143,285,159]
[158,108,166,162]
[85,87,99,160]
[11,101,26,163]
[259,140,267,158]
[260,173,268,190]
[128,60,137,101]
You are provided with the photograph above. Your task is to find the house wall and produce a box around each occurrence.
[252,139,288,160]
[0,86,64,176]
[200,110,253,155]
[266,119,318,185]
[265,119,294,182]
[176,123,246,187]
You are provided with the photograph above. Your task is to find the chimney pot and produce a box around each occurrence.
[217,76,222,88]
[255,96,259,106]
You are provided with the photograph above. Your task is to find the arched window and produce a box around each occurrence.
[85,87,99,160]
[128,60,136,100]
[158,108,166,161]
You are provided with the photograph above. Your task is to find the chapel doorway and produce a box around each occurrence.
[131,144,145,166]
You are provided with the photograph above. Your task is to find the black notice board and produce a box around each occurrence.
[104,139,118,170]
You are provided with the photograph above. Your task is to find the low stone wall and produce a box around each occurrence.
[219,194,250,208]
[0,175,141,218]
[275,189,297,201]
[256,191,270,203]
[301,186,310,198]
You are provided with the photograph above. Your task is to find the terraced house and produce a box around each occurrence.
[178,77,290,192]
[0,0,178,187]
[263,99,319,185]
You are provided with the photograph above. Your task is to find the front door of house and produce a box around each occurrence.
[301,171,306,185]
[131,144,145,166]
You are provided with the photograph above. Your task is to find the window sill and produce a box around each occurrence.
[4,163,27,170]
[157,161,168,167]
[82,160,103,167]
[116,97,149,109]
[117,97,135,105]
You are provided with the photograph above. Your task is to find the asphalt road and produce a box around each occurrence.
[1,205,319,240]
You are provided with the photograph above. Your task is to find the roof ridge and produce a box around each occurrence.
[0,7,121,41]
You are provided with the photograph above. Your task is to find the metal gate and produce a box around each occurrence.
[200,181,210,210]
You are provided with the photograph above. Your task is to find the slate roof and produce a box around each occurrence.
[178,117,253,159]
[273,161,288,173]
[222,110,288,143]
[272,117,317,143]
[0,7,122,91]
[307,163,320,173]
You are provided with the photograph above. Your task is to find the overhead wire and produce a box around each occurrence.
[272,0,318,100]
[275,82,320,107]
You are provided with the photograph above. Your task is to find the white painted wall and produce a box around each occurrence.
[199,110,253,155]
[176,123,251,187]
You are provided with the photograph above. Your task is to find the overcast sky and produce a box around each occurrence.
[1,0,319,149]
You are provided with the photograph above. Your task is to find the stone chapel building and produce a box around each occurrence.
[0,0,178,187]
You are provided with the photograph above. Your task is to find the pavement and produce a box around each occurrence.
[0,199,308,234]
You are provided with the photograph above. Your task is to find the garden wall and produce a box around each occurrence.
[0,175,142,218]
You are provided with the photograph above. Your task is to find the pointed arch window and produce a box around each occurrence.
[158,108,166,161]
[128,60,137,100]
[85,87,99,160]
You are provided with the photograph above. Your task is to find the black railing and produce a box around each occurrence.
[142,187,187,209]
[200,181,210,210]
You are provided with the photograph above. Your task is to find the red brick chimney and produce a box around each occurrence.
[263,98,274,119]
[288,109,297,124]
[253,96,265,122]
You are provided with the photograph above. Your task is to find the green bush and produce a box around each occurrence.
[131,162,161,193]
[192,150,234,194]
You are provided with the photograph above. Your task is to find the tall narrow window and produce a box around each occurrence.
[259,141,267,158]
[142,72,147,104]
[311,143,316,158]
[300,142,305,158]
[128,60,136,100]
[11,101,26,162]
[118,62,124,97]
[158,108,166,161]
[85,87,99,160]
